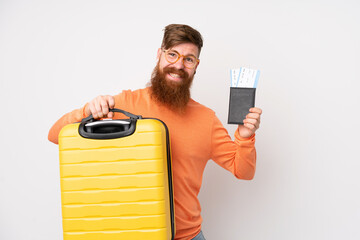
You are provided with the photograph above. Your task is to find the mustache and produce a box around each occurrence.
[162,66,189,79]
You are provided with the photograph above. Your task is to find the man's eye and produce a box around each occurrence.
[185,57,195,63]
[168,52,177,58]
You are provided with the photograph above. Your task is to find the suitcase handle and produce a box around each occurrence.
[78,108,141,139]
[81,108,142,123]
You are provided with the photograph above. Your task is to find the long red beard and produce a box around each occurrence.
[149,62,194,113]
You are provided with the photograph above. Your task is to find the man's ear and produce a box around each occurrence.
[157,48,162,60]
[194,59,200,73]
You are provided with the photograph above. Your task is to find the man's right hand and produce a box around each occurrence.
[85,95,115,119]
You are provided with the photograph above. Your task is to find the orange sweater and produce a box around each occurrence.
[48,87,256,240]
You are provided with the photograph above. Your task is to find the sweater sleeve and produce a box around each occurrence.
[210,115,257,180]
[47,104,88,144]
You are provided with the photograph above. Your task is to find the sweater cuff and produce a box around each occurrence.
[234,127,255,144]
[81,103,89,118]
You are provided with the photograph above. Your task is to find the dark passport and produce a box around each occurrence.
[228,87,256,124]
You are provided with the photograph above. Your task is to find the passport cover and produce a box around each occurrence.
[228,87,256,124]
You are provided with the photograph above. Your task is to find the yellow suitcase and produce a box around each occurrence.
[58,109,175,240]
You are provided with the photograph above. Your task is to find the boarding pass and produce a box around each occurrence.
[230,67,260,88]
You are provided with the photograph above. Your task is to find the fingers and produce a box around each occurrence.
[107,112,114,118]
[106,96,115,118]
[88,95,115,119]
[249,107,262,114]
[243,122,258,131]
[243,107,262,130]
[246,113,261,120]
[107,95,115,109]
[243,118,260,130]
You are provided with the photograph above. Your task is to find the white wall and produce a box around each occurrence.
[1,0,359,239]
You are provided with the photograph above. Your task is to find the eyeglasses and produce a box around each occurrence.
[162,49,199,69]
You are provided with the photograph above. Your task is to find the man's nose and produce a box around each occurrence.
[173,58,185,69]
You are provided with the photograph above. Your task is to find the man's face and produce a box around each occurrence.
[156,43,199,83]
[149,43,200,113]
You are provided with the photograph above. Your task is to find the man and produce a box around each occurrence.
[48,24,262,240]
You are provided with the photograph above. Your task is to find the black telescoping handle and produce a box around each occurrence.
[78,108,142,139]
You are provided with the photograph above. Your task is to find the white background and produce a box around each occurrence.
[1,0,359,239]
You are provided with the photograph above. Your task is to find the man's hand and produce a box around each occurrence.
[85,95,115,119]
[238,107,262,138]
